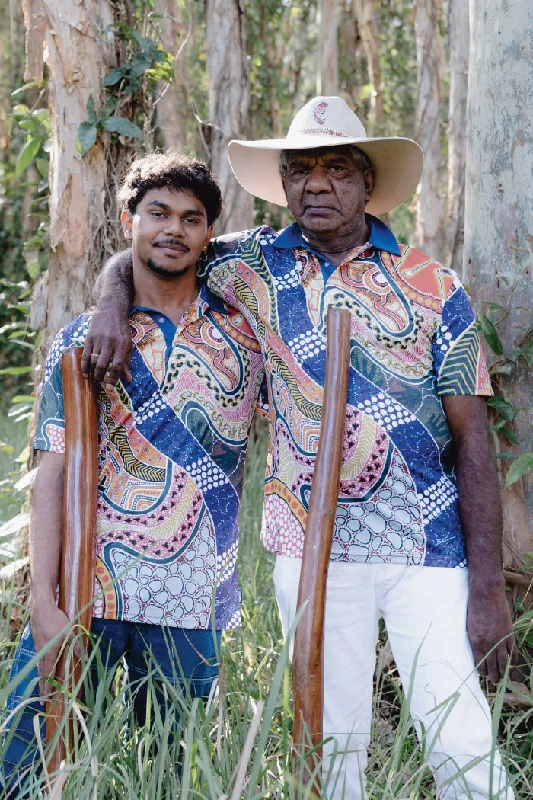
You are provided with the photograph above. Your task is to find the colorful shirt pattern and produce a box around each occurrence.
[205,216,491,568]
[34,287,264,629]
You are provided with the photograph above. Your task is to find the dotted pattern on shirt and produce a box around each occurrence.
[189,454,227,491]
[356,392,417,430]
[135,393,167,423]
[226,609,241,629]
[216,539,239,585]
[287,329,327,361]
[419,475,458,524]
[435,324,454,355]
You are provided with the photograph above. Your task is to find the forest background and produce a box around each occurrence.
[0,0,532,797]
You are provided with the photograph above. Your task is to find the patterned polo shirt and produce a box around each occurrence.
[34,285,264,629]
[205,215,492,568]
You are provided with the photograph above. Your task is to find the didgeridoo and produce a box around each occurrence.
[292,307,352,791]
[46,348,98,774]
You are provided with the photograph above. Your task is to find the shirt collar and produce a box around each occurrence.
[131,281,228,322]
[272,214,401,256]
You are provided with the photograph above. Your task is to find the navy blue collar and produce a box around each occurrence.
[272,214,401,257]
[132,281,227,318]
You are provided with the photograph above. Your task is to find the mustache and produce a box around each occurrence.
[152,238,190,252]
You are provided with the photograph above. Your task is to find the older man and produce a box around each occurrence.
[89,97,514,799]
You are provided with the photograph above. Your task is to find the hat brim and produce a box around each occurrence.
[228,136,423,216]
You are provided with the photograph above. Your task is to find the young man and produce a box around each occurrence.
[2,152,263,791]
[88,98,515,799]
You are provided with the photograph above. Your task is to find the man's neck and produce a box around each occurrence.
[302,219,371,268]
[133,261,199,326]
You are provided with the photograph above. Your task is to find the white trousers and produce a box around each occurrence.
[274,556,514,800]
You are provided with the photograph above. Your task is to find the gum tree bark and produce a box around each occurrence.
[154,0,188,150]
[23,0,116,359]
[446,0,469,275]
[414,0,445,261]
[464,0,533,575]
[317,0,338,96]
[353,0,383,131]
[205,0,254,234]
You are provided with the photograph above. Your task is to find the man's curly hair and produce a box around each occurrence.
[117,150,223,226]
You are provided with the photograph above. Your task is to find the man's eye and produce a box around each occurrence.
[151,211,164,217]
[328,165,346,174]
[291,166,309,176]
[184,217,199,225]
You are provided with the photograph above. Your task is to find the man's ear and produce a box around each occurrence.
[363,169,375,204]
[121,209,133,240]
[205,225,214,249]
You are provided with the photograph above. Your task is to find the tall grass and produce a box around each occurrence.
[0,418,531,798]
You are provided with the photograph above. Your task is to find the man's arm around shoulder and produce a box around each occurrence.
[82,249,134,384]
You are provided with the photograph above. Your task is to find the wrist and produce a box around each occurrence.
[30,585,57,612]
[468,570,506,596]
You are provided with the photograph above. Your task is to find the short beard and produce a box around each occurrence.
[146,257,191,280]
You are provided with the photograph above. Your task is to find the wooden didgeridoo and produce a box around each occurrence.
[292,307,352,790]
[46,348,98,775]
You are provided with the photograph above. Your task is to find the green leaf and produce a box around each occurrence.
[15,137,41,176]
[0,366,32,375]
[87,94,98,125]
[130,59,151,78]
[495,453,517,460]
[103,116,142,138]
[11,395,34,404]
[478,315,504,355]
[76,122,98,156]
[487,395,515,421]
[490,421,519,445]
[506,453,533,486]
[104,67,126,87]
[490,362,514,376]
[25,261,41,280]
[35,157,49,178]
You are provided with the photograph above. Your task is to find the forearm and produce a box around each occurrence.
[29,452,65,610]
[452,409,504,586]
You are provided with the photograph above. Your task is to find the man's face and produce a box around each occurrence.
[281,146,374,242]
[122,187,213,279]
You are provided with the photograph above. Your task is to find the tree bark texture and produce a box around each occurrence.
[205,0,253,234]
[353,0,383,132]
[154,0,188,150]
[23,0,116,360]
[446,0,469,275]
[318,0,338,96]
[414,0,445,261]
[464,0,533,570]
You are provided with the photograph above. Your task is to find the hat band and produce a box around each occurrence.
[298,127,353,138]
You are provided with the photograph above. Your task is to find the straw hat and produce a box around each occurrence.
[228,96,423,216]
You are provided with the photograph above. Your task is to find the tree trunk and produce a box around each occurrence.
[414,0,445,261]
[464,0,533,573]
[205,0,253,234]
[318,0,338,96]
[23,0,116,359]
[446,0,469,275]
[353,0,383,132]
[154,0,188,150]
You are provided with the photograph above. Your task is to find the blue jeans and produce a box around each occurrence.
[2,619,221,795]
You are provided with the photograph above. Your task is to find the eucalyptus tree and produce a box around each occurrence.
[464,0,533,576]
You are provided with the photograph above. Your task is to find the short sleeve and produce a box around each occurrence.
[34,314,92,453]
[433,281,492,396]
[203,228,269,308]
[34,337,67,453]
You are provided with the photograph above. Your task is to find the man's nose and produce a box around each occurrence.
[164,215,184,236]
[305,164,331,192]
